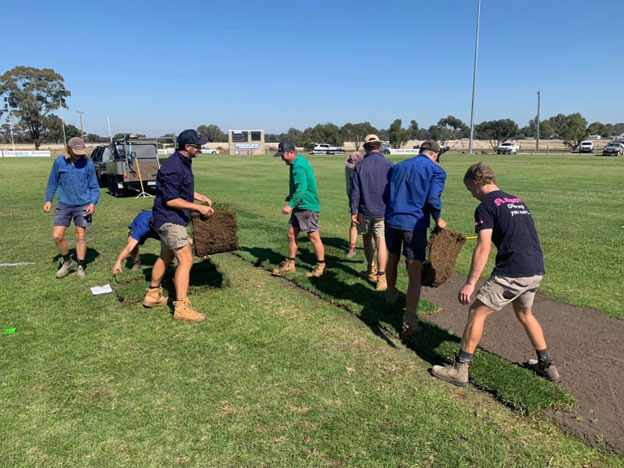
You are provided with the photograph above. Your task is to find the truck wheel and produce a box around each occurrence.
[108,176,119,197]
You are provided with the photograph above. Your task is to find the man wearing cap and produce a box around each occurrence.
[383,140,447,339]
[350,134,394,291]
[44,137,100,280]
[142,129,214,323]
[272,142,326,278]
[344,151,363,258]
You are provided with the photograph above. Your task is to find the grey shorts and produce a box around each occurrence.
[357,215,385,238]
[157,223,189,251]
[53,202,92,228]
[289,210,319,233]
[476,274,543,312]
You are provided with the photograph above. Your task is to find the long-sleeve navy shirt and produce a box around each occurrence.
[44,155,100,206]
[384,154,446,231]
[349,152,394,218]
[152,151,195,228]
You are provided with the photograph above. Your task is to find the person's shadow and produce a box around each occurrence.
[53,247,99,266]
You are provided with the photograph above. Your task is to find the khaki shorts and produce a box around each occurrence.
[157,223,189,251]
[357,215,385,238]
[476,274,543,312]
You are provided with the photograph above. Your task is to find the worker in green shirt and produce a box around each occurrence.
[272,142,326,278]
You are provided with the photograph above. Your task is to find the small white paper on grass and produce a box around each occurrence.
[91,284,113,295]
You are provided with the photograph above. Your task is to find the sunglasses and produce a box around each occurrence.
[187,144,202,150]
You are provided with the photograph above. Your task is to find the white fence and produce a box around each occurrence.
[1,150,51,157]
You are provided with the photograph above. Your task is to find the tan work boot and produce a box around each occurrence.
[431,360,470,387]
[375,274,387,291]
[305,262,326,278]
[173,297,206,322]
[360,264,377,282]
[142,287,168,308]
[272,259,296,276]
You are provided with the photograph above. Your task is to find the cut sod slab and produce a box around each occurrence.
[422,228,467,287]
[191,209,239,257]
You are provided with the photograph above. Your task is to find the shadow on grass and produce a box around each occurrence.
[53,247,100,267]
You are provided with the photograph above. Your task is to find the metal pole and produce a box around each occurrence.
[536,89,541,152]
[106,116,113,143]
[76,111,84,140]
[59,98,67,144]
[468,0,481,155]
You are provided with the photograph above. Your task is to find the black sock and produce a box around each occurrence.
[63,254,71,263]
[77,259,85,268]
[378,271,385,276]
[288,257,295,261]
[536,348,551,366]
[317,260,325,264]
[149,285,160,290]
[457,349,473,363]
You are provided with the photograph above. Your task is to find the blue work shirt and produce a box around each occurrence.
[44,155,100,206]
[349,152,394,218]
[384,154,446,231]
[129,211,159,245]
[152,151,195,228]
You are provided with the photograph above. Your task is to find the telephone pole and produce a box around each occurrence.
[536,90,541,152]
[76,111,85,140]
[468,0,482,155]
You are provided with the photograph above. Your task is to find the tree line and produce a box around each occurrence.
[2,66,623,151]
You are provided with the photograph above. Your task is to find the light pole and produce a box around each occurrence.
[76,111,85,140]
[468,0,482,155]
[536,89,541,152]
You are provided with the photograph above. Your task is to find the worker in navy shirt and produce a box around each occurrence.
[432,163,560,387]
[142,129,214,323]
[383,140,447,340]
[112,211,161,274]
[43,137,100,281]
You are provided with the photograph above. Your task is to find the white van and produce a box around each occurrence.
[579,141,594,153]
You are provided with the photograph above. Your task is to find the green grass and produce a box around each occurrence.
[0,156,622,467]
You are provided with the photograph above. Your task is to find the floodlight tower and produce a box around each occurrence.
[76,111,85,140]
[468,0,482,155]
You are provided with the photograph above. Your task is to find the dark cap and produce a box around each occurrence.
[177,129,208,148]
[420,140,441,153]
[274,141,295,157]
[67,137,87,155]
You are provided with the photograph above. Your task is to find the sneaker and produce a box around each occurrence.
[76,265,85,280]
[173,298,206,322]
[142,287,168,308]
[56,258,78,279]
[272,259,296,276]
[346,246,357,258]
[526,359,561,383]
[431,360,470,387]
[305,262,326,278]
[385,288,400,306]
[375,274,387,291]
[359,264,377,282]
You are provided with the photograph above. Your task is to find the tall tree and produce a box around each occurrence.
[197,124,227,142]
[409,120,419,138]
[587,121,605,137]
[546,113,588,150]
[340,122,377,151]
[431,115,469,144]
[475,119,520,149]
[388,119,409,148]
[0,66,71,149]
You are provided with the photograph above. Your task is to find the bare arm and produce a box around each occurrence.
[113,237,140,274]
[459,228,492,305]
[166,198,213,216]
[193,192,213,206]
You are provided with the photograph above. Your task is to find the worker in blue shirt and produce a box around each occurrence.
[43,137,100,280]
[112,211,160,274]
[383,140,447,340]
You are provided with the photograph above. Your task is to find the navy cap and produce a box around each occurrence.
[274,141,296,157]
[178,129,208,148]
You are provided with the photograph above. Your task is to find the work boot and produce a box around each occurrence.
[173,298,206,323]
[375,274,387,291]
[346,246,357,258]
[272,259,296,276]
[431,359,470,387]
[385,288,400,306]
[142,287,168,308]
[527,359,561,383]
[56,257,78,279]
[360,264,377,282]
[305,262,326,278]
[76,265,86,280]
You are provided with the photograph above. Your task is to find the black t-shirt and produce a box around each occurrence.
[474,190,545,277]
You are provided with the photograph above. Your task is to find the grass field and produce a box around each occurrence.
[0,154,623,467]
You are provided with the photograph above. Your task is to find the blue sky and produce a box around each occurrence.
[2,0,623,136]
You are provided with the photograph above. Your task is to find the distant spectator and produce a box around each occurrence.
[345,151,364,258]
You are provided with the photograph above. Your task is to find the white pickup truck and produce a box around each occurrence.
[312,143,345,155]
[496,141,520,155]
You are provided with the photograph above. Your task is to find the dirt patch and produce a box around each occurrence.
[421,272,624,454]
[191,210,238,257]
[422,229,466,287]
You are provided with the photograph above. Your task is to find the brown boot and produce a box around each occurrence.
[173,298,206,323]
[142,287,168,308]
[431,360,470,387]
[359,264,377,282]
[375,274,387,291]
[272,259,296,276]
[305,262,326,278]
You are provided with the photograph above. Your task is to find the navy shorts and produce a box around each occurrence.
[289,210,319,233]
[53,202,92,228]
[385,226,427,261]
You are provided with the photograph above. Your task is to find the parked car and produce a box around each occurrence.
[579,141,594,153]
[496,141,519,155]
[601,142,624,156]
[312,143,345,155]
[381,143,392,155]
[201,146,219,155]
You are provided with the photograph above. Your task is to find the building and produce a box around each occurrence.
[228,130,265,155]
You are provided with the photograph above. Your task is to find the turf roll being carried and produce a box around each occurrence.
[191,209,239,257]
[421,228,466,287]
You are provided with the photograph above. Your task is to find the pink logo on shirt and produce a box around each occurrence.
[494,197,521,206]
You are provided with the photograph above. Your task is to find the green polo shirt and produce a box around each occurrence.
[288,154,320,213]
